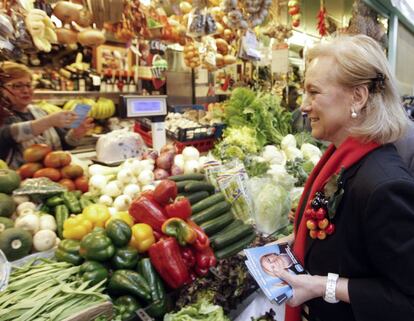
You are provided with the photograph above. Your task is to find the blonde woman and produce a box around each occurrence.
[0,61,93,168]
[273,35,414,321]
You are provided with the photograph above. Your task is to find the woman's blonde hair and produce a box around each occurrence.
[306,34,408,144]
[0,61,32,82]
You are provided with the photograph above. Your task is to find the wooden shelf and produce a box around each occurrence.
[33,91,127,105]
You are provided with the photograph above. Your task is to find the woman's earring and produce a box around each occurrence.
[351,108,357,119]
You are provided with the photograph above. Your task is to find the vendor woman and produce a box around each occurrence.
[0,61,94,169]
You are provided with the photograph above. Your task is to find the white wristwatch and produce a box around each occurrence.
[324,273,340,303]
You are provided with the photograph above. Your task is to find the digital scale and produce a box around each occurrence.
[120,95,168,152]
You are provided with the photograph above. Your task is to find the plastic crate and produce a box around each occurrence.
[134,120,215,153]
[134,122,153,147]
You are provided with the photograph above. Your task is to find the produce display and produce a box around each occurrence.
[0,86,322,320]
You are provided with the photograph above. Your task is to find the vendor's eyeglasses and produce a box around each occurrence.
[5,83,34,91]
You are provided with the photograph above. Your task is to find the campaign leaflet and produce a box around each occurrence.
[244,243,306,305]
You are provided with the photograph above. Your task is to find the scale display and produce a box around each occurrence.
[122,95,167,118]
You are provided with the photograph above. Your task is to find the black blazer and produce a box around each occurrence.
[303,144,414,321]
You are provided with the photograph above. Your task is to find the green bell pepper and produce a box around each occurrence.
[79,261,109,286]
[114,295,141,321]
[55,239,83,265]
[137,258,169,318]
[108,270,151,301]
[79,231,115,262]
[112,246,139,270]
[106,219,132,247]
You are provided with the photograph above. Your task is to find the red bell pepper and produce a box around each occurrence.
[153,180,178,205]
[194,246,217,269]
[129,196,168,232]
[187,220,210,250]
[165,197,192,220]
[148,237,190,289]
[141,190,155,201]
[180,246,196,268]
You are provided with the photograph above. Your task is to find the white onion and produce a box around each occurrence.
[182,146,200,161]
[99,195,113,206]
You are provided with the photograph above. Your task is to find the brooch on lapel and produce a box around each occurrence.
[305,167,345,240]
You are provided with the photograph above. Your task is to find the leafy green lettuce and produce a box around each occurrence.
[164,299,230,321]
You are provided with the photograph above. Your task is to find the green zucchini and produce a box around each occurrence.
[185,191,210,205]
[168,174,205,182]
[191,193,226,214]
[200,211,234,236]
[191,201,231,225]
[212,223,255,249]
[184,182,215,194]
[176,180,200,192]
[209,219,244,243]
[214,231,257,260]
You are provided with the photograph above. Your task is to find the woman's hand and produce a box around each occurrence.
[48,111,78,128]
[275,269,326,307]
[71,117,94,139]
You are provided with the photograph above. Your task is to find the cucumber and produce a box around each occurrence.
[191,201,231,225]
[184,182,215,194]
[200,212,234,236]
[209,219,244,243]
[185,191,210,205]
[169,174,205,182]
[176,180,200,193]
[212,223,255,250]
[214,231,257,260]
[191,193,226,214]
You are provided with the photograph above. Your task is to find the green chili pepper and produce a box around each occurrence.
[55,204,69,239]
[46,195,64,207]
[62,191,82,214]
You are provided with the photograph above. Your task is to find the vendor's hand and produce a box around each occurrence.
[48,111,77,128]
[275,269,325,307]
[72,117,94,139]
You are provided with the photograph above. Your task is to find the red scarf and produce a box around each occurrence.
[285,137,380,321]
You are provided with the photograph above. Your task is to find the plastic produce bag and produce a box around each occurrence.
[249,177,291,235]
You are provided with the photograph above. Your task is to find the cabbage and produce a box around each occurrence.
[281,134,297,151]
[267,164,296,191]
[262,145,286,165]
[283,146,303,162]
[290,187,304,210]
[301,143,322,160]
[249,177,290,234]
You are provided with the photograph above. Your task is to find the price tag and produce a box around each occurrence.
[135,309,154,321]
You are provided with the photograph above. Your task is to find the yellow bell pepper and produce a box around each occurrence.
[129,223,155,253]
[83,204,110,228]
[62,214,93,240]
[105,211,134,228]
